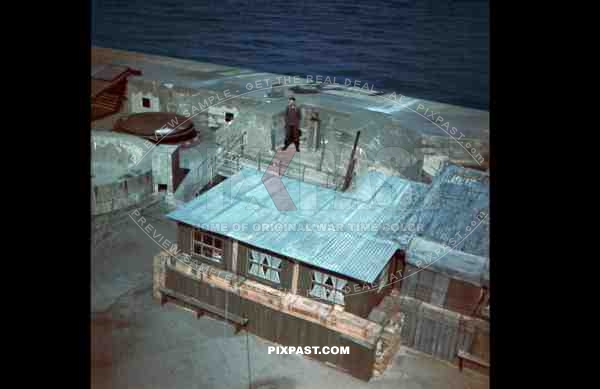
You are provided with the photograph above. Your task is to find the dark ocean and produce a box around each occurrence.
[92,0,488,110]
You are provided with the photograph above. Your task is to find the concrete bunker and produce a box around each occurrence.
[91,131,155,215]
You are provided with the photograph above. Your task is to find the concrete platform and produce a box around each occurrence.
[91,47,489,388]
[92,46,488,141]
[92,47,489,181]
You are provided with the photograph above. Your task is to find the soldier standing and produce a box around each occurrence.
[282,97,301,152]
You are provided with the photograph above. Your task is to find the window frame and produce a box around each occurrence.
[191,230,223,263]
[309,270,347,306]
[246,249,283,285]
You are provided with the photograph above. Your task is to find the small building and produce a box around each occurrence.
[156,169,420,380]
[153,164,490,379]
[377,163,490,367]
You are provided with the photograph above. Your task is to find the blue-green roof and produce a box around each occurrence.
[166,164,490,285]
[166,168,421,284]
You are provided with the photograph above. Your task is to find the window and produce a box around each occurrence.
[142,97,151,108]
[192,230,223,263]
[225,112,234,122]
[158,184,167,192]
[247,249,282,284]
[309,271,347,305]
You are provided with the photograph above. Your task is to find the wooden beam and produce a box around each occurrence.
[457,349,490,371]
[231,241,239,273]
[342,131,361,191]
[159,287,248,326]
[291,262,299,295]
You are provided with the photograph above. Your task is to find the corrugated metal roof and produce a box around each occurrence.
[167,168,414,283]
[399,164,489,286]
[167,163,490,284]
[406,164,489,257]
[406,237,487,286]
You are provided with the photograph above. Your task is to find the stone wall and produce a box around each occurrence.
[153,252,167,301]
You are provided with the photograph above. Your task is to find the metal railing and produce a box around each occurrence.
[175,130,348,203]
[218,149,341,190]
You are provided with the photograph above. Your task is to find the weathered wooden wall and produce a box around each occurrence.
[400,264,483,315]
[444,278,483,316]
[297,262,390,319]
[397,295,489,365]
[345,271,391,319]
[177,224,392,320]
[177,222,192,256]
[237,242,294,291]
[164,266,376,381]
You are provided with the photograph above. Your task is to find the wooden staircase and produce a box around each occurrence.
[91,65,139,122]
[93,92,123,111]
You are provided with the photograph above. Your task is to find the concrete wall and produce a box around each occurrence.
[151,145,184,194]
[91,131,155,215]
[92,172,154,215]
[419,135,489,170]
[127,80,162,113]
[128,79,277,152]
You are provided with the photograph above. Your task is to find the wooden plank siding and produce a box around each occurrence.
[396,295,487,365]
[237,242,295,292]
[399,263,484,317]
[164,266,375,381]
[176,223,393,319]
[392,251,407,292]
[297,262,392,319]
[176,222,193,257]
[444,278,483,316]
